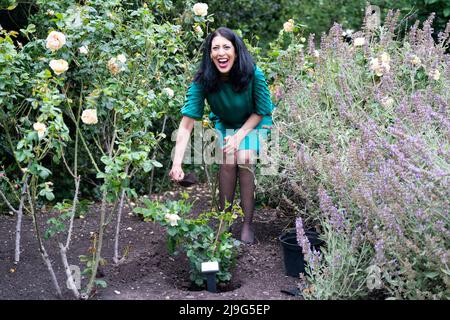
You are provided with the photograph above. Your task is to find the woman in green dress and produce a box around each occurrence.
[169,27,274,244]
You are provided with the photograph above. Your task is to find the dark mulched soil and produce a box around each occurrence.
[0,183,302,300]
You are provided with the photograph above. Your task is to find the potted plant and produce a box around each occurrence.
[279,227,324,278]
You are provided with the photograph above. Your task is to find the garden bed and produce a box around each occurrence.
[0,183,300,300]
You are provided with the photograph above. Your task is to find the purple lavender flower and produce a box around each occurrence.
[374,238,386,264]
[318,187,345,232]
[296,217,311,257]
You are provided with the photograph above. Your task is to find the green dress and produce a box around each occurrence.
[181,65,274,153]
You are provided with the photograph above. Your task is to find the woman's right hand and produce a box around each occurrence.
[169,165,184,182]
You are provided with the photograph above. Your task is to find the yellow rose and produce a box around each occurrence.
[353,37,366,46]
[193,3,208,16]
[33,122,47,138]
[108,55,126,75]
[49,59,69,75]
[107,57,121,75]
[45,31,66,52]
[81,109,98,125]
[283,19,294,32]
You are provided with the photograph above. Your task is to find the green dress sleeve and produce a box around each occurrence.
[253,66,274,116]
[181,81,205,120]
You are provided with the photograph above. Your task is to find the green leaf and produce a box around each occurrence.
[95,279,107,288]
[142,160,153,172]
[17,140,25,150]
[26,131,38,143]
[167,237,176,254]
[96,172,106,179]
[15,150,26,162]
[444,7,450,17]
[441,268,450,276]
[167,227,177,236]
[151,160,163,168]
[46,192,55,201]
[424,271,439,279]
[36,164,51,179]
[44,229,54,240]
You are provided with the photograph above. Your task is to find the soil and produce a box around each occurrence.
[0,183,302,300]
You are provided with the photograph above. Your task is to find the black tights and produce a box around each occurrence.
[218,151,256,243]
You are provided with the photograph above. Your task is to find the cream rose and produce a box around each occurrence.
[429,69,440,81]
[164,213,181,226]
[342,29,354,37]
[283,19,295,32]
[410,55,421,66]
[49,59,69,75]
[369,58,383,76]
[81,109,98,125]
[353,37,366,46]
[193,3,208,16]
[369,57,390,77]
[163,87,174,98]
[45,31,66,52]
[381,97,394,108]
[79,45,89,55]
[379,52,390,64]
[117,54,127,63]
[33,122,47,138]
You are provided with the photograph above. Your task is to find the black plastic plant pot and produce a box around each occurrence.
[279,229,324,278]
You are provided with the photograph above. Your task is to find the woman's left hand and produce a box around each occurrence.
[223,134,241,154]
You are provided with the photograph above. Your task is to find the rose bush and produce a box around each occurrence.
[0,0,214,297]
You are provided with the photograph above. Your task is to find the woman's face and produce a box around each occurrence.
[210,35,236,75]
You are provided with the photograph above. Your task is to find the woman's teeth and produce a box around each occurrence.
[218,59,228,66]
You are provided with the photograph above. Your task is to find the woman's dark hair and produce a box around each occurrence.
[194,27,255,93]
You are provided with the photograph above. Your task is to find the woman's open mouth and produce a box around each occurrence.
[218,58,229,69]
